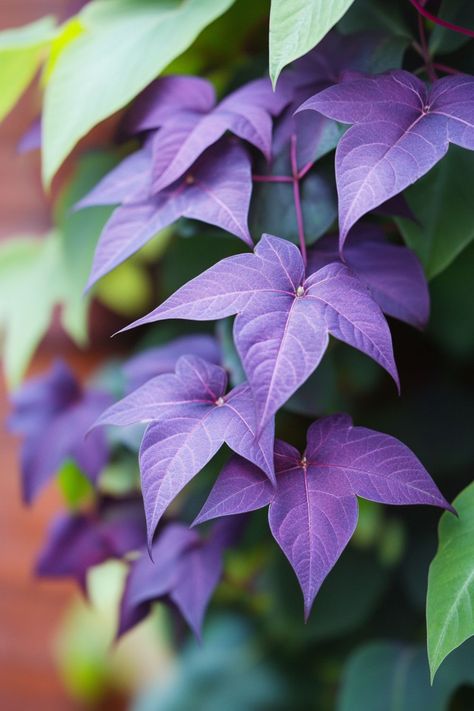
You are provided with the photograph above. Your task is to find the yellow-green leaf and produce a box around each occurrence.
[96,261,152,317]
[0,232,88,388]
[0,16,57,122]
[43,0,236,185]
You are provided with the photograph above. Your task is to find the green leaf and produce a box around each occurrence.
[267,547,387,643]
[161,231,243,297]
[430,0,474,55]
[56,151,118,320]
[269,0,356,85]
[217,318,246,387]
[43,0,236,185]
[58,460,95,509]
[285,343,383,418]
[0,232,87,388]
[429,241,474,362]
[338,0,411,38]
[250,170,337,246]
[396,146,474,279]
[0,148,115,387]
[0,239,48,386]
[0,16,56,122]
[132,615,290,711]
[96,261,152,317]
[55,561,129,703]
[427,481,474,681]
[338,639,474,711]
[99,458,140,497]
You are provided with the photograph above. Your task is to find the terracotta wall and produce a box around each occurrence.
[1,3,97,710]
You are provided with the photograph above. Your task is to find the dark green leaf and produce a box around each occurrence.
[396,147,474,279]
[339,638,474,711]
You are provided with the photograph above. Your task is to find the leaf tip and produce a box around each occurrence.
[146,534,155,562]
[428,655,440,686]
[303,597,314,623]
[190,513,204,528]
[447,502,458,517]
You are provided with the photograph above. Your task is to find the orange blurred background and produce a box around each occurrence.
[0,2,118,709]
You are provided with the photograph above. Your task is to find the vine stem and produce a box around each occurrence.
[433,62,463,76]
[408,0,474,39]
[290,135,307,267]
[297,161,314,181]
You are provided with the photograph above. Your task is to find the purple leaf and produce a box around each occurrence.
[274,31,400,169]
[217,383,275,477]
[8,361,111,503]
[269,454,358,619]
[193,453,275,526]
[152,78,290,192]
[139,384,274,546]
[85,139,253,288]
[149,112,203,187]
[175,141,253,241]
[86,201,173,288]
[123,335,221,391]
[119,523,199,636]
[8,360,80,429]
[233,284,328,429]
[140,418,225,547]
[298,71,474,246]
[122,76,216,135]
[307,226,430,329]
[170,517,240,638]
[239,248,398,426]
[305,416,453,510]
[195,414,452,616]
[123,239,290,325]
[94,355,228,429]
[94,355,275,545]
[76,146,152,209]
[118,518,239,638]
[125,235,398,429]
[36,498,146,593]
[430,75,474,149]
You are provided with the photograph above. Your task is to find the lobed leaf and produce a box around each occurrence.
[299,71,474,247]
[196,415,450,615]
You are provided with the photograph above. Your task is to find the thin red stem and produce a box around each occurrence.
[290,135,307,267]
[417,13,437,81]
[297,160,314,181]
[252,174,293,183]
[408,0,474,39]
[433,62,463,76]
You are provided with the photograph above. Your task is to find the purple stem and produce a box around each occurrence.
[409,0,474,38]
[252,174,293,183]
[290,135,307,267]
[297,160,315,181]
